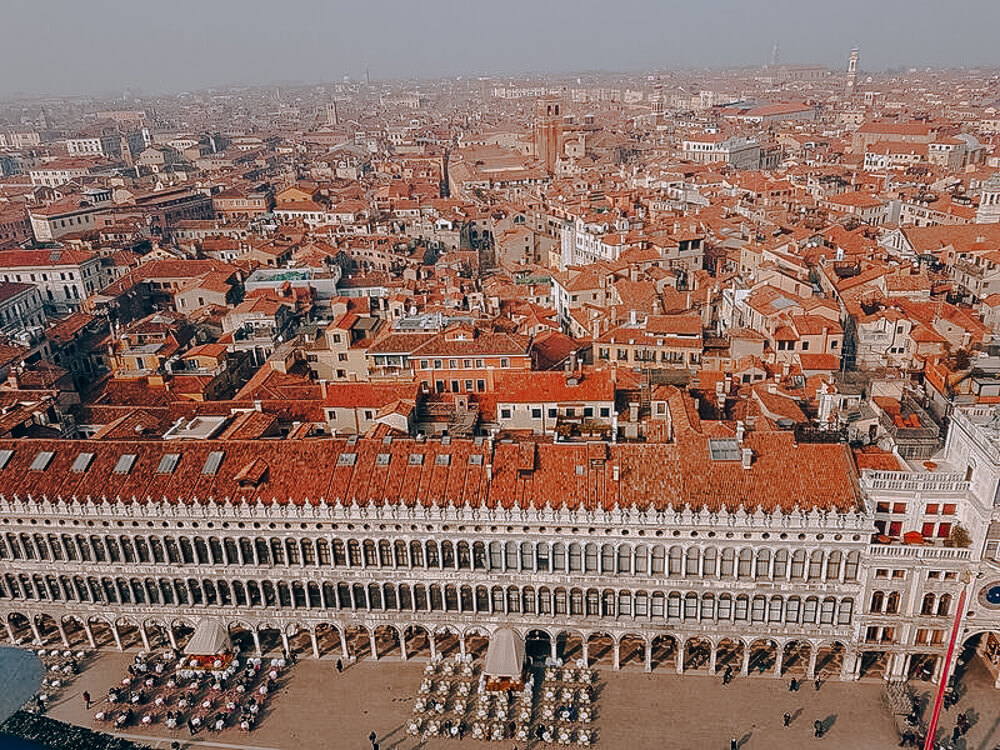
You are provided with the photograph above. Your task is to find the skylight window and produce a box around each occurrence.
[71,452,94,473]
[408,453,424,466]
[435,454,451,466]
[113,454,137,475]
[468,454,483,466]
[156,453,181,474]
[202,451,224,475]
[709,438,741,461]
[30,451,54,471]
[376,453,391,466]
[337,453,357,467]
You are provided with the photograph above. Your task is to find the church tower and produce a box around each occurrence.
[846,48,859,95]
[977,173,1000,224]
[534,98,562,174]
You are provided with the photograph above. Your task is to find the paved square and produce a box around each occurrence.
[40,651,1000,750]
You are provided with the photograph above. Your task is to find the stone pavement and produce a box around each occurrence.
[41,650,1000,750]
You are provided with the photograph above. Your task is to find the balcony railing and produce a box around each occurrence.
[866,544,970,561]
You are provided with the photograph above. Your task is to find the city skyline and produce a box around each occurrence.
[2,0,1000,98]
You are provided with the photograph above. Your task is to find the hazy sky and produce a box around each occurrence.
[2,0,999,98]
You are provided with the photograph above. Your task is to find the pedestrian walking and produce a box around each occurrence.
[788,678,797,692]
[336,658,343,673]
[730,738,738,750]
[814,677,821,691]
[369,730,377,746]
[783,712,791,727]
[814,719,823,738]
[83,691,91,710]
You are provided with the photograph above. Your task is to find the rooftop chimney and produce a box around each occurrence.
[735,420,745,443]
[741,448,753,469]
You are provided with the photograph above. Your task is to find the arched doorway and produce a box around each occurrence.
[115,619,142,650]
[374,625,401,659]
[650,635,678,671]
[586,633,614,667]
[7,613,32,643]
[61,616,88,647]
[716,639,744,674]
[314,624,341,657]
[35,614,61,646]
[227,622,255,655]
[256,625,283,655]
[619,634,646,670]
[434,627,460,659]
[525,629,552,666]
[815,642,846,677]
[748,639,777,675]
[344,625,371,660]
[170,620,195,651]
[683,637,712,672]
[142,620,170,650]
[907,653,938,682]
[465,628,489,660]
[556,631,584,664]
[404,625,431,659]
[88,617,114,648]
[286,625,313,657]
[859,650,889,679]
[781,641,811,676]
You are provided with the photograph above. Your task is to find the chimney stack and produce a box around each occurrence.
[741,447,753,469]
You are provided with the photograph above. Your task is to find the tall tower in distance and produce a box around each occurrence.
[846,48,859,95]
[771,41,780,68]
[326,101,339,127]
[534,98,562,174]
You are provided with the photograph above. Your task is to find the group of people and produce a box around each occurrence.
[898,710,973,748]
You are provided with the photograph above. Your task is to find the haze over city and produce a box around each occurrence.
[2,0,1000,97]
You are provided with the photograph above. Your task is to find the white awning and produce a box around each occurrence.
[184,619,231,656]
[484,628,525,679]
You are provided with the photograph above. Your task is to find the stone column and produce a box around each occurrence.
[310,629,320,659]
[251,629,261,656]
[582,641,589,667]
[399,633,408,662]
[56,621,69,648]
[110,622,123,651]
[4,619,17,643]
[83,621,96,649]
[550,637,557,661]
[708,645,717,674]
[612,640,620,670]
[807,647,818,679]
[429,632,437,661]
[338,629,349,661]
[139,624,151,652]
[167,625,178,652]
[369,631,379,661]
[773,646,784,677]
[459,633,467,657]
[741,645,751,676]
[676,642,684,674]
[29,618,43,646]
[280,631,290,656]
[644,642,652,673]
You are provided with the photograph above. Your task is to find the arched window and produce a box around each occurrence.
[508,587,521,613]
[820,597,836,624]
[718,593,732,620]
[634,545,648,575]
[790,550,806,579]
[456,541,471,570]
[826,550,842,580]
[194,538,209,565]
[521,542,534,571]
[492,586,506,613]
[618,590,631,616]
[871,591,886,613]
[886,591,900,615]
[347,540,361,567]
[937,594,951,617]
[921,593,935,615]
[844,551,860,581]
[489,542,504,570]
[538,587,552,615]
[734,594,749,621]
[700,593,714,620]
[332,539,347,567]
[269,538,284,565]
[552,543,566,572]
[668,546,683,577]
[702,547,717,577]
[601,544,615,573]
[802,596,818,624]
[362,540,377,566]
[685,547,700,577]
[618,545,632,574]
[755,549,771,579]
[750,595,766,622]
[208,538,224,565]
[409,541,423,567]
[838,598,853,624]
[395,541,409,567]
[522,587,536,614]
[720,548,736,578]
[601,590,615,617]
[473,542,488,570]
[569,543,582,572]
[536,543,550,572]
[785,596,801,623]
[440,541,455,568]
[585,543,599,572]
[254,538,269,565]
[651,545,665,575]
[586,589,600,617]
[768,596,783,622]
[737,549,753,578]
[571,589,584,616]
[667,592,682,620]
[651,592,666,619]
[506,541,518,570]
[378,540,392,567]
[808,551,824,580]
[773,549,788,578]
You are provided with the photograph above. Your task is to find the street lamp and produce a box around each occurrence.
[923,569,977,750]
